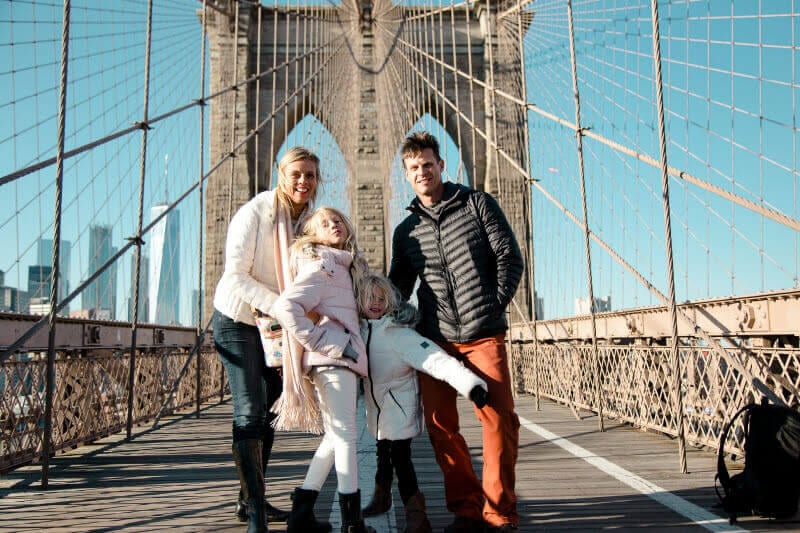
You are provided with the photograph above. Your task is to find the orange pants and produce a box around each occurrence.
[419,334,520,526]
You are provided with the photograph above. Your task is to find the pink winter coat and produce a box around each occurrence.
[270,245,368,377]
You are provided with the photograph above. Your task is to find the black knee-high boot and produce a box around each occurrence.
[339,490,376,533]
[233,439,268,533]
[286,487,332,533]
[235,418,289,522]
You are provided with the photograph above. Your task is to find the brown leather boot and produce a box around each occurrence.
[361,480,392,516]
[403,492,432,533]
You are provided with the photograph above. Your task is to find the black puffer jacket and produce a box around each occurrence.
[389,182,524,343]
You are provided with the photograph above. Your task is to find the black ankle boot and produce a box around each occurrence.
[232,440,268,533]
[235,493,289,523]
[339,490,376,533]
[286,487,332,533]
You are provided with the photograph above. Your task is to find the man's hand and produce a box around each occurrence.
[469,385,489,409]
[306,310,321,324]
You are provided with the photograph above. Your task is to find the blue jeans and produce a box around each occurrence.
[213,309,282,442]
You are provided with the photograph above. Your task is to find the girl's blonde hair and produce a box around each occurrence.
[275,147,321,212]
[291,206,369,282]
[356,272,420,325]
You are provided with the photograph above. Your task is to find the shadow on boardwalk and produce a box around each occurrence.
[1,394,798,532]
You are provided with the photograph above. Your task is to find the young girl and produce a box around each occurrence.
[269,206,375,533]
[356,273,489,533]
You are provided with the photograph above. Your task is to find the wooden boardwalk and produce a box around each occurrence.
[1,393,797,532]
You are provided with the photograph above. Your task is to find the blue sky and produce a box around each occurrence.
[1,0,798,322]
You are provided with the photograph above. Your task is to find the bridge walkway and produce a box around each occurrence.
[0,394,796,532]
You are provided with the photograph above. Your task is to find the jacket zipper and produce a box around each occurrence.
[434,221,461,329]
[365,322,381,432]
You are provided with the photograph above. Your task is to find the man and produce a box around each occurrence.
[389,132,524,533]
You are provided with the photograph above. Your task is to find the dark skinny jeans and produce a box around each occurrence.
[213,309,282,443]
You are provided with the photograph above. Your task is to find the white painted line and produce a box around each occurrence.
[518,415,747,533]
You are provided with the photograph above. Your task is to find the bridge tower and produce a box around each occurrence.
[202,2,532,322]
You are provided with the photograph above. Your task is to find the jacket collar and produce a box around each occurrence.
[407,182,466,219]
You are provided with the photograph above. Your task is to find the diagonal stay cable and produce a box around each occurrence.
[389,27,800,233]
[0,42,326,188]
[0,36,345,363]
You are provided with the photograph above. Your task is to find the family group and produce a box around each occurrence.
[212,132,524,533]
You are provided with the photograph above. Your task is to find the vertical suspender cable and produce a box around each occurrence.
[254,5,263,197]
[515,2,541,410]
[269,0,278,184]
[484,0,501,197]
[464,1,478,186]
[448,0,463,183]
[127,0,155,442]
[226,2,241,226]
[566,0,603,431]
[650,0,687,473]
[41,0,70,489]
[197,0,210,414]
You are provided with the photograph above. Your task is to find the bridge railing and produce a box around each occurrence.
[511,334,800,461]
[0,314,222,474]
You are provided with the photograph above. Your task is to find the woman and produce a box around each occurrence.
[212,147,320,533]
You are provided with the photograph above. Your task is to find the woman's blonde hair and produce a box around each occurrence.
[275,147,321,211]
[356,272,420,325]
[291,206,370,282]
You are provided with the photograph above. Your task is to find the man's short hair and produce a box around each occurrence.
[401,131,442,163]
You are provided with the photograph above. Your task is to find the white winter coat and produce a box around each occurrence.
[270,246,368,377]
[213,189,311,325]
[362,315,487,440]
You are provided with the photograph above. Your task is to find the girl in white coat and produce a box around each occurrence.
[270,207,375,533]
[356,273,489,533]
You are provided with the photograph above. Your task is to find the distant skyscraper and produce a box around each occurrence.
[84,225,117,319]
[27,265,53,302]
[534,293,544,321]
[574,295,612,316]
[37,238,71,311]
[0,269,29,313]
[148,204,180,325]
[128,254,149,322]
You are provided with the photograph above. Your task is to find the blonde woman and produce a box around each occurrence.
[212,147,320,533]
[270,207,375,533]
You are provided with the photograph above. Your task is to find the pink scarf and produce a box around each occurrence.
[270,198,323,434]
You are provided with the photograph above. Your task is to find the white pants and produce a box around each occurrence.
[301,366,359,494]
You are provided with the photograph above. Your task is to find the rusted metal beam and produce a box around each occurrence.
[511,289,800,343]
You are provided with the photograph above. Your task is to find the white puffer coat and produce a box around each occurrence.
[213,189,311,325]
[362,315,487,440]
[270,246,368,377]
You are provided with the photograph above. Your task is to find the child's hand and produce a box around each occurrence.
[341,341,359,362]
[469,385,489,409]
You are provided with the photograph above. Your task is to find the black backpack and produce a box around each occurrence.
[715,398,800,524]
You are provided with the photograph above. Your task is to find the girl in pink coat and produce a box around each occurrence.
[270,206,375,533]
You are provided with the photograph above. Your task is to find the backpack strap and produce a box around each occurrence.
[716,402,757,496]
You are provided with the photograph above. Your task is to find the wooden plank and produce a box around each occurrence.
[0,394,797,531]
